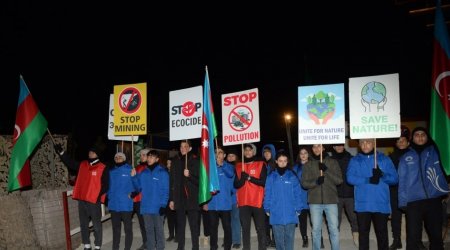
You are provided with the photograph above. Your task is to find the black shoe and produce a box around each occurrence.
[389,238,402,250]
[418,241,426,250]
[166,236,174,242]
[136,244,146,250]
[302,236,308,248]
[269,240,276,248]
[232,244,240,249]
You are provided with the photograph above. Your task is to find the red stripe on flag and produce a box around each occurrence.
[14,95,39,143]
[432,40,450,117]
[17,160,32,187]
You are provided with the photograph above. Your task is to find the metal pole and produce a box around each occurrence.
[285,117,294,164]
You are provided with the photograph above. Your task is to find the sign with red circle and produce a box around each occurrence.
[118,87,142,114]
[228,105,253,132]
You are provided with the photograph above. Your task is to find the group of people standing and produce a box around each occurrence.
[53,125,449,250]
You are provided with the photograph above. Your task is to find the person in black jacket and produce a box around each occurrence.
[330,143,358,247]
[54,144,109,250]
[168,140,200,250]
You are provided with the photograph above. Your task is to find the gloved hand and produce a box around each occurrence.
[369,167,383,184]
[319,162,328,172]
[54,143,64,155]
[130,191,139,199]
[159,207,166,216]
[296,211,301,216]
[317,176,325,185]
[241,172,249,181]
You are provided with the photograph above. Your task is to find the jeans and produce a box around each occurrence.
[143,214,165,250]
[310,204,339,250]
[133,202,147,246]
[272,224,296,250]
[231,203,241,244]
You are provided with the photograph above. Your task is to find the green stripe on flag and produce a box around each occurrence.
[8,112,47,191]
[430,91,450,175]
[198,161,211,204]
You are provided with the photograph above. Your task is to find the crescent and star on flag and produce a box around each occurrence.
[434,71,450,101]
[201,125,209,148]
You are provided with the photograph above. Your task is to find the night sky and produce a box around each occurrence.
[2,1,436,156]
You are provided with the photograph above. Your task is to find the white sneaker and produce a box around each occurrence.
[203,236,209,246]
[352,232,359,247]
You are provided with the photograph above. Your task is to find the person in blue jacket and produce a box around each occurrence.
[131,149,169,250]
[108,152,135,250]
[292,145,311,248]
[264,150,304,250]
[398,127,449,250]
[207,146,235,250]
[347,138,398,250]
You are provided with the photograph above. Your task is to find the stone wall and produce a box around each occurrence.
[0,134,69,195]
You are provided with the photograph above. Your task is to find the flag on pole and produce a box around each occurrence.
[199,67,220,204]
[8,76,48,192]
[431,0,450,174]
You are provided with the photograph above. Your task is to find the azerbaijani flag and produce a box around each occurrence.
[431,0,450,174]
[199,67,220,204]
[8,76,48,192]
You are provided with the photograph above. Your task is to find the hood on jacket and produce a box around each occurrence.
[262,144,276,161]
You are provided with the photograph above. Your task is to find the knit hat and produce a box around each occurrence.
[244,143,257,156]
[400,125,410,139]
[114,152,126,161]
[225,146,239,156]
[88,146,101,158]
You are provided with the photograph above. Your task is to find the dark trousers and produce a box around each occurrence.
[389,188,402,239]
[133,202,147,245]
[176,209,199,250]
[239,206,266,250]
[338,197,358,233]
[198,209,210,236]
[78,201,103,247]
[111,211,133,250]
[209,210,232,250]
[357,212,389,250]
[406,198,444,250]
[298,209,310,237]
[166,207,177,238]
[265,213,273,242]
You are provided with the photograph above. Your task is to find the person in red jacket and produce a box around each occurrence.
[54,144,109,250]
[234,143,267,250]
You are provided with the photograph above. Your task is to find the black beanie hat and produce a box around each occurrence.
[88,146,101,158]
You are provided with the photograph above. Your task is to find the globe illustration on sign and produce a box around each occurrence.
[361,81,387,112]
[306,90,336,124]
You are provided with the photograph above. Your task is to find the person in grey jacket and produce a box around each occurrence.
[301,144,343,250]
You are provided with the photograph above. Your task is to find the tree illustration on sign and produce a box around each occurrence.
[306,90,336,124]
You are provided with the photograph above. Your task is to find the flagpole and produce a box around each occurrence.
[320,144,323,176]
[374,139,377,169]
[47,128,56,145]
[185,139,188,170]
[241,144,244,171]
